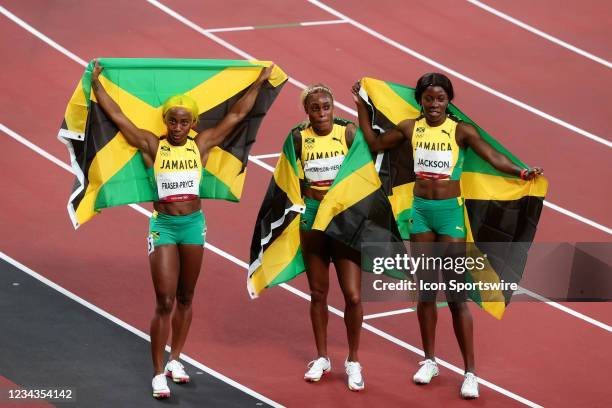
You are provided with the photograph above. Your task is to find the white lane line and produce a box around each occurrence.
[142,0,611,234]
[2,123,542,408]
[519,287,612,332]
[3,0,611,320]
[250,153,281,159]
[306,0,612,149]
[466,0,612,69]
[248,156,275,172]
[0,251,284,408]
[363,307,416,320]
[300,19,348,27]
[1,1,609,234]
[7,112,612,337]
[543,201,611,235]
[206,25,254,33]
[0,5,87,66]
[205,19,347,33]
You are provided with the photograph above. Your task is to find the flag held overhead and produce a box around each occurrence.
[59,58,287,228]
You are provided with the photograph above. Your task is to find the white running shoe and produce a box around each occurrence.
[460,372,479,399]
[304,357,331,382]
[152,373,170,399]
[165,359,190,383]
[345,360,365,391]
[413,359,439,384]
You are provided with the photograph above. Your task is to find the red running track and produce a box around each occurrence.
[1,0,611,407]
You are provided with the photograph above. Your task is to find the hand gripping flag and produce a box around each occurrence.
[248,119,405,298]
[359,77,549,319]
[59,58,287,228]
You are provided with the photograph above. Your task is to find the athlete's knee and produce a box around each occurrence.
[344,292,361,307]
[310,288,328,304]
[176,291,194,309]
[155,295,175,315]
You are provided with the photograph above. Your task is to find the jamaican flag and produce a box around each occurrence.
[359,77,548,319]
[59,58,287,228]
[248,121,404,298]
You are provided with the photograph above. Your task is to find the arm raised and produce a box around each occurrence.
[351,81,410,152]
[196,65,274,154]
[90,60,158,161]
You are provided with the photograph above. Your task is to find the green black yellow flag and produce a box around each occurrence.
[248,120,404,298]
[359,77,548,319]
[59,58,287,228]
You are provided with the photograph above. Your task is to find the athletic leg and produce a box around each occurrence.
[438,234,475,374]
[169,244,204,361]
[412,231,438,360]
[301,229,331,358]
[332,240,362,362]
[149,245,180,375]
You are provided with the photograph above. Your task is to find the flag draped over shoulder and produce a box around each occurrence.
[360,77,549,319]
[59,58,287,228]
[248,122,404,298]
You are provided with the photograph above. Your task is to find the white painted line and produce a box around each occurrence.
[3,123,542,407]
[204,19,347,33]
[0,5,87,67]
[363,307,416,320]
[1,2,609,236]
[361,321,542,408]
[0,123,74,172]
[206,25,255,33]
[544,201,612,235]
[466,0,612,69]
[248,155,275,172]
[306,0,612,149]
[300,19,347,27]
[519,287,612,332]
[0,251,284,408]
[2,0,610,334]
[250,153,281,159]
[145,0,358,119]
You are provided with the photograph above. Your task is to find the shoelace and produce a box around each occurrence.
[418,359,437,368]
[168,360,184,370]
[345,362,362,375]
[307,358,328,370]
[464,373,478,386]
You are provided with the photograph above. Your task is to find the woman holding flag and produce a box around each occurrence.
[294,84,365,391]
[91,60,272,399]
[352,73,543,399]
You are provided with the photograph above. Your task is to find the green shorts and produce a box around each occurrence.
[409,196,466,238]
[300,197,321,231]
[148,210,206,253]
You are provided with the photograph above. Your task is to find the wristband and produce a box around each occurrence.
[520,168,529,180]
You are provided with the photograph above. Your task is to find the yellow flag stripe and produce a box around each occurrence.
[206,147,245,198]
[312,164,381,230]
[362,77,421,124]
[247,60,288,88]
[249,216,301,295]
[461,172,548,200]
[74,132,138,225]
[274,154,303,206]
[64,82,88,134]
[388,182,414,219]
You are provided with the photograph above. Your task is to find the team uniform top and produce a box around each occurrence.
[153,137,202,202]
[411,116,464,180]
[300,122,349,191]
